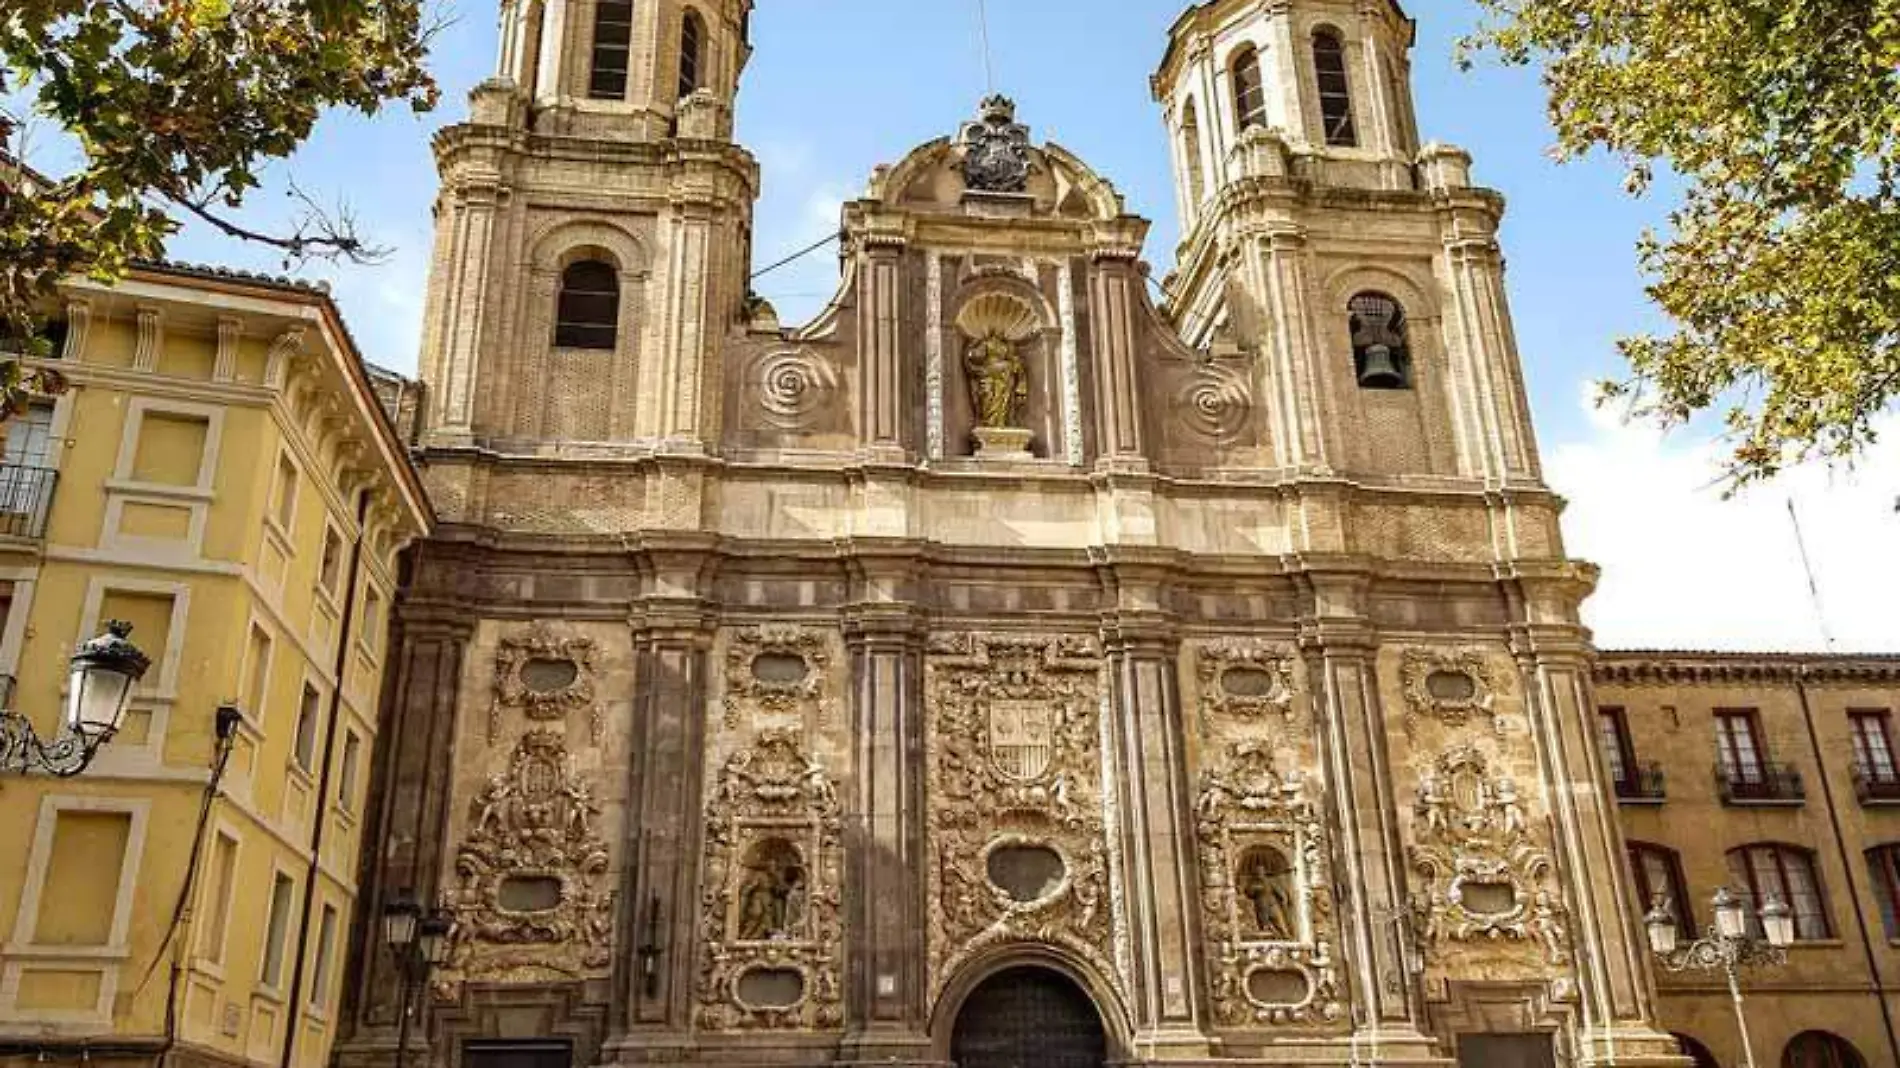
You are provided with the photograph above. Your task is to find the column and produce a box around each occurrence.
[1250,226,1333,473]
[432,174,502,444]
[1099,573,1211,1059]
[606,591,713,1054]
[654,207,716,447]
[840,599,931,1064]
[1301,573,1441,1062]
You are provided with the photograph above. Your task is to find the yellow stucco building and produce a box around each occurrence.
[0,262,430,1068]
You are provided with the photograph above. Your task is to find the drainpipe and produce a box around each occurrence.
[279,488,373,1068]
[1795,663,1900,1067]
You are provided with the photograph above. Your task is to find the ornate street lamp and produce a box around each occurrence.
[385,893,455,1068]
[0,621,151,776]
[1646,886,1794,1068]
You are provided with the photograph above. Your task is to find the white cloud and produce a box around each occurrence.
[1546,388,1900,653]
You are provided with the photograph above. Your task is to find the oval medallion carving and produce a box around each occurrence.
[751,652,811,686]
[496,874,564,913]
[1246,968,1312,1008]
[1426,670,1478,702]
[521,657,581,695]
[1221,666,1282,699]
[736,967,807,1010]
[986,843,1067,905]
[1458,881,1519,917]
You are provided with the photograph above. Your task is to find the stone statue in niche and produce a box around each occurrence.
[735,839,808,942]
[965,331,1028,429]
[1237,847,1297,941]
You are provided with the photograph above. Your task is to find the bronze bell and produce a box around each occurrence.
[1357,343,1407,389]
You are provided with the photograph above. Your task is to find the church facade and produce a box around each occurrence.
[334,1,1693,1066]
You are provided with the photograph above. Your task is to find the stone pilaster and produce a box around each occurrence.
[1097,562,1212,1059]
[1087,250,1147,468]
[1299,572,1442,1064]
[1511,576,1689,1067]
[607,578,715,1053]
[427,170,503,446]
[840,597,931,1063]
[858,238,908,462]
[1245,226,1333,474]
[654,208,717,447]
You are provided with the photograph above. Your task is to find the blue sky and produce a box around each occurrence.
[24,1,1898,651]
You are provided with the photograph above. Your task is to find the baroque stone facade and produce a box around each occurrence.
[335,2,1699,1067]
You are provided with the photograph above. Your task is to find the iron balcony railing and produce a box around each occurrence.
[0,463,57,539]
[1614,762,1667,803]
[1853,761,1900,805]
[1714,761,1806,805]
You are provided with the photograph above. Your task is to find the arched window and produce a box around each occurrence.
[1312,29,1358,147]
[1627,842,1694,938]
[678,8,705,100]
[1231,45,1267,133]
[1784,1032,1868,1068]
[1180,97,1207,209]
[587,0,634,100]
[1674,1034,1721,1068]
[1727,844,1832,940]
[554,260,620,350]
[1347,291,1412,390]
[1868,844,1900,937]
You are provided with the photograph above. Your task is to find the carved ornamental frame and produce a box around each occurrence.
[696,730,845,1032]
[491,622,602,743]
[722,624,834,730]
[1399,647,1504,735]
[1196,641,1298,723]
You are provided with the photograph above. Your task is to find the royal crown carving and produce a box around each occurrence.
[925,633,1116,1001]
[491,622,601,743]
[1197,641,1299,723]
[441,730,613,987]
[722,625,834,730]
[1400,647,1505,735]
[1195,741,1344,1027]
[1408,746,1569,966]
[697,729,844,1032]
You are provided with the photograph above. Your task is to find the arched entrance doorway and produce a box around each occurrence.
[950,967,1106,1068]
[1783,1031,1867,1068]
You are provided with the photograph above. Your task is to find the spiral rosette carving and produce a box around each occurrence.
[1179,363,1252,444]
[758,350,839,429]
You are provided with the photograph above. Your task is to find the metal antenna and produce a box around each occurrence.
[1787,498,1838,653]
[975,0,996,94]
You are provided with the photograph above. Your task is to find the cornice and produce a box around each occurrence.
[1594,652,1900,687]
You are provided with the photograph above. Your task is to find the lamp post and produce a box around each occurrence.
[0,620,151,776]
[1645,886,1795,1068]
[383,894,454,1068]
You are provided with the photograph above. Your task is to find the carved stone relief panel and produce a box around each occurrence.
[696,729,845,1032]
[1195,742,1344,1026]
[439,730,614,989]
[1408,745,1569,972]
[490,621,602,743]
[924,633,1115,1003]
[1399,647,1504,736]
[1197,641,1298,724]
[721,624,836,731]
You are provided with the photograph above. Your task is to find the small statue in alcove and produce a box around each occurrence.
[963,330,1029,430]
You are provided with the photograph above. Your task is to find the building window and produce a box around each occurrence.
[1868,845,1900,938]
[338,730,362,814]
[1598,707,1635,787]
[678,8,704,100]
[318,526,344,598]
[1347,292,1412,389]
[1628,842,1694,937]
[272,452,299,531]
[1714,709,1766,784]
[587,0,634,100]
[361,586,384,654]
[33,810,133,946]
[130,411,210,487]
[1231,45,1267,133]
[1784,1032,1869,1068]
[1312,28,1358,147]
[554,260,620,350]
[310,902,338,1010]
[259,871,295,988]
[195,831,239,962]
[1851,710,1897,783]
[293,682,321,772]
[242,623,272,720]
[1727,844,1832,941]
[1180,97,1206,209]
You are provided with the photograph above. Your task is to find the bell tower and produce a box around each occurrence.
[415,0,759,459]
